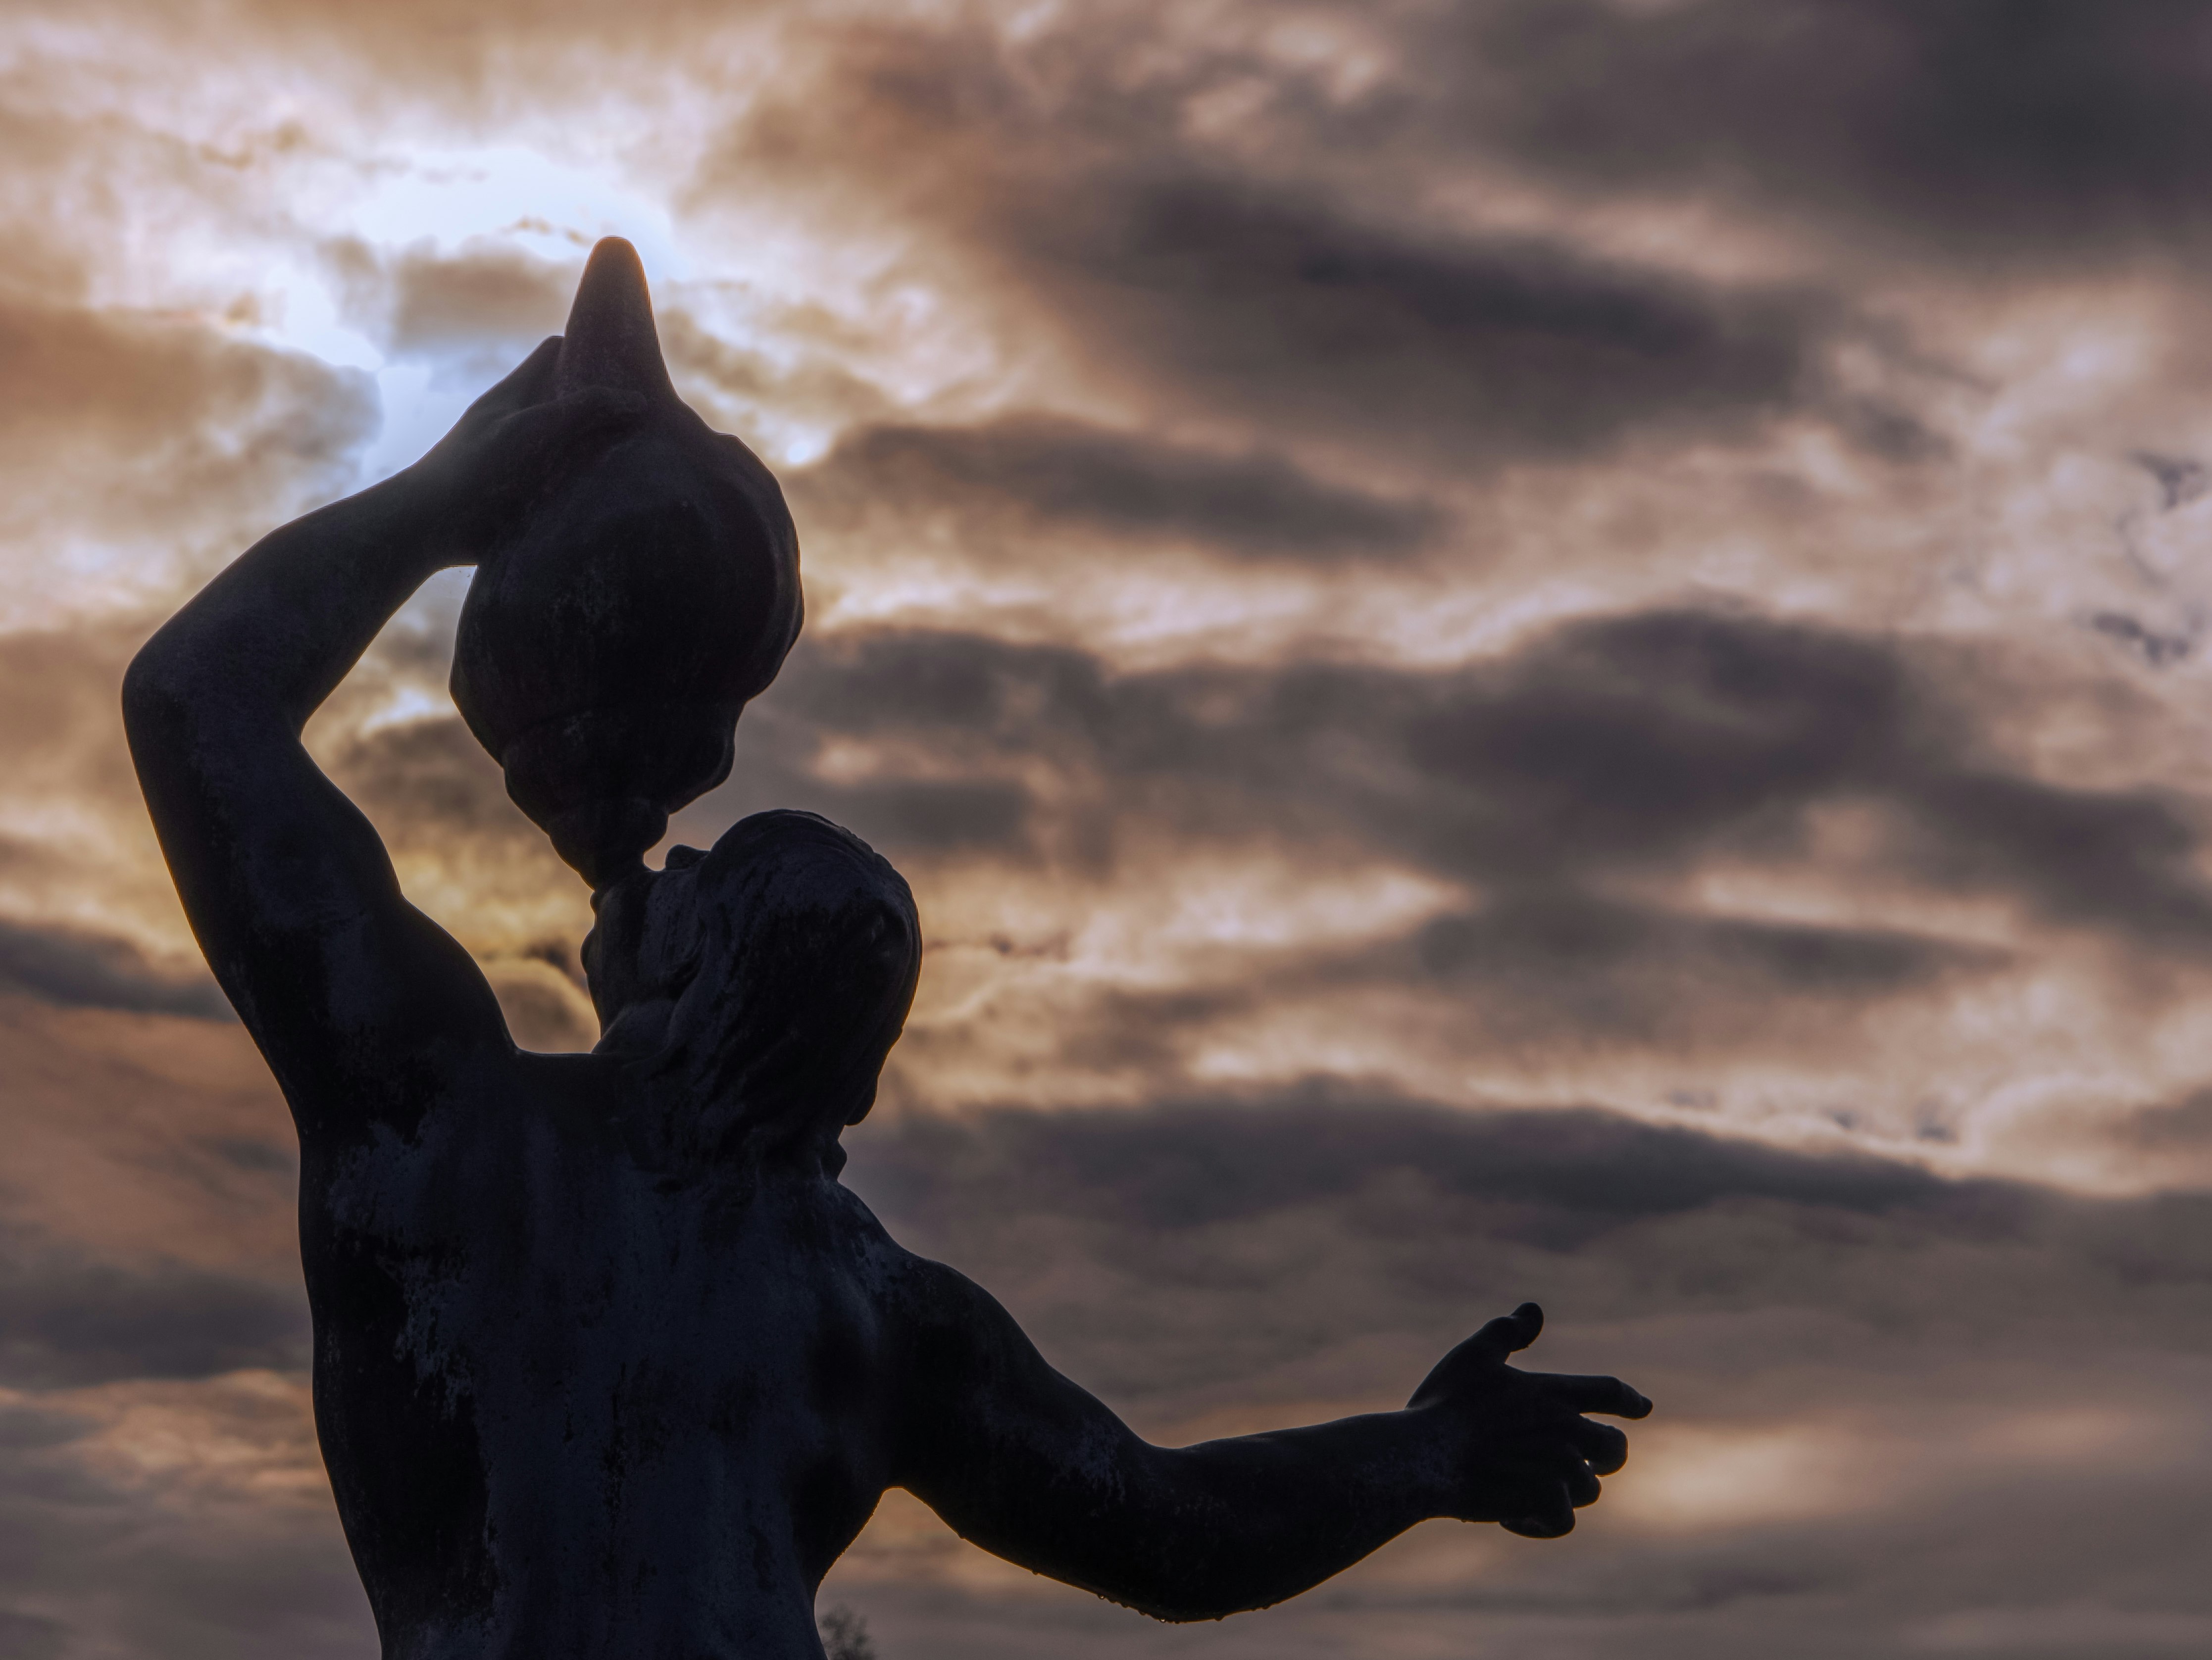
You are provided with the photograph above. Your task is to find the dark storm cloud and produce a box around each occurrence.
[856,1095,1962,1242]
[0,919,230,1020]
[841,1093,2212,1428]
[716,24,1941,467]
[1387,610,2212,949]
[1388,609,1915,876]
[0,1232,307,1389]
[1903,769,2212,945]
[741,608,2212,964]
[1447,0,2212,259]
[1413,898,1991,997]
[2119,1087,2212,1152]
[1036,896,1998,1075]
[1009,178,1843,458]
[797,414,1443,563]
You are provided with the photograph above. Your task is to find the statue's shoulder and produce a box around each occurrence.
[814,1180,954,1307]
[817,1177,910,1266]
[822,1207,1013,1353]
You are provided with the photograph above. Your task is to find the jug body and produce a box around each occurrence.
[447,239,802,888]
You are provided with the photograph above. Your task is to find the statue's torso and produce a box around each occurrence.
[299,1053,902,1660]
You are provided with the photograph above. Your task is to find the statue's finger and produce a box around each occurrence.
[1566,1417,1630,1475]
[1532,1373,1651,1418]
[1501,1517,1566,1538]
[1467,1302,1544,1363]
[472,336,564,415]
[1499,1480,1576,1538]
[1518,1440,1602,1506]
[1562,1459,1602,1509]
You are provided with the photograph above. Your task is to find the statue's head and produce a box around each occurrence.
[580,810,920,1167]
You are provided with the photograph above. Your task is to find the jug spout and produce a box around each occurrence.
[555,237,677,403]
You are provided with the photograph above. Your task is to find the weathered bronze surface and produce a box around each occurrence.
[125,239,1650,1659]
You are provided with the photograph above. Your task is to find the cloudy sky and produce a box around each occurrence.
[6,2,2212,1655]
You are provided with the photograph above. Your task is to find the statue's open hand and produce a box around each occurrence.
[1408,1302,1651,1539]
[412,336,647,548]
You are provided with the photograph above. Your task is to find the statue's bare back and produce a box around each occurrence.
[310,1058,907,1656]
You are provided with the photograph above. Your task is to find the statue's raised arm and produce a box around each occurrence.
[121,340,641,1134]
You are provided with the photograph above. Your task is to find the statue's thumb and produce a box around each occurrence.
[1469,1303,1543,1363]
[1407,1305,1542,1407]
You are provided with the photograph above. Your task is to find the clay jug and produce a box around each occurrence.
[450,238,803,888]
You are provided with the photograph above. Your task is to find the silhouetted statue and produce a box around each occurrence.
[124,239,1651,1659]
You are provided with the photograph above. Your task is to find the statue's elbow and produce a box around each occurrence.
[120,635,208,763]
[1098,1574,1274,1626]
[1128,1591,1267,1625]
[121,642,184,734]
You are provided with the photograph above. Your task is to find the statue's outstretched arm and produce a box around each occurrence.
[893,1265,1648,1622]
[122,341,639,1133]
